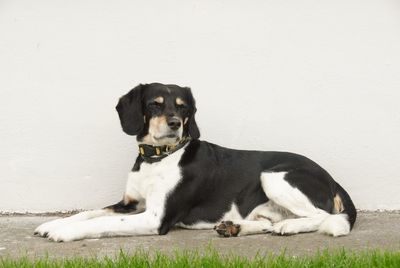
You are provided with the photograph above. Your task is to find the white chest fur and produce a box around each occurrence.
[125,147,185,212]
[35,148,187,242]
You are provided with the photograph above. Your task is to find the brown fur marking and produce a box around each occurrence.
[176,98,186,106]
[333,194,344,213]
[123,195,137,205]
[150,116,167,128]
[154,96,164,104]
[214,221,241,237]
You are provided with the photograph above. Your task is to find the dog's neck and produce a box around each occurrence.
[137,136,191,163]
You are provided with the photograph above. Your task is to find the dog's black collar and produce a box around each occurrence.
[138,137,191,163]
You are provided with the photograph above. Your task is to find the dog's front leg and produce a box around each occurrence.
[34,209,114,237]
[34,197,144,237]
[46,211,160,242]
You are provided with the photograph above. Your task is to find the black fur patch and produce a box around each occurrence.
[158,140,357,234]
[104,200,139,214]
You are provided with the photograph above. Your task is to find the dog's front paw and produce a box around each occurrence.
[214,221,241,237]
[47,224,86,242]
[34,218,69,237]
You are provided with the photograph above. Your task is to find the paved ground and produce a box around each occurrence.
[0,212,399,259]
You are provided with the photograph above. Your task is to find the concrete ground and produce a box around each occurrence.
[0,212,399,259]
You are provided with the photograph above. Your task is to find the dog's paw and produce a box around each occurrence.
[214,221,241,237]
[47,227,76,242]
[47,223,87,242]
[271,220,299,236]
[34,218,70,237]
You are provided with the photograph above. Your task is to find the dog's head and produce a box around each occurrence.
[116,83,200,146]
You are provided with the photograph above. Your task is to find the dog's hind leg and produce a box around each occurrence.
[260,171,351,236]
[246,201,295,223]
[214,201,288,237]
[271,215,328,235]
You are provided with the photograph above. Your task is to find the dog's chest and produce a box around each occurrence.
[126,149,185,200]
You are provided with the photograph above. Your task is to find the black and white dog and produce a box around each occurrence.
[34,83,356,242]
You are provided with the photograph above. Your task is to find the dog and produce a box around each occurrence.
[34,83,356,242]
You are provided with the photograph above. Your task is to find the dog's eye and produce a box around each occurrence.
[176,104,187,110]
[148,102,162,108]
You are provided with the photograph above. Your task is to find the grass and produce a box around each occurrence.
[1,248,400,268]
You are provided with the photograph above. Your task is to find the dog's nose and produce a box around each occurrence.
[167,118,181,130]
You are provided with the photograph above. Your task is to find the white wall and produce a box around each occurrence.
[1,0,399,212]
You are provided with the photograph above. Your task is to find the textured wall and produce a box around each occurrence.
[1,0,399,212]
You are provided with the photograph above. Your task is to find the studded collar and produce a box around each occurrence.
[138,137,191,163]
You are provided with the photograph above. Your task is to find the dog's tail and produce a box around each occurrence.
[318,182,357,236]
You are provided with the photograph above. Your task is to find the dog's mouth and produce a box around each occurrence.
[154,134,180,141]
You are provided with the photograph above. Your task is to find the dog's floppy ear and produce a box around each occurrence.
[116,84,144,136]
[188,108,200,140]
[185,87,200,140]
